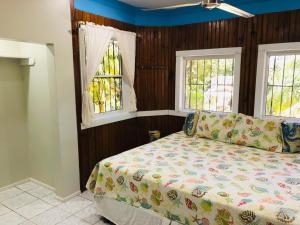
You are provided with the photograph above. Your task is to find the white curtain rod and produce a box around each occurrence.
[78,21,136,37]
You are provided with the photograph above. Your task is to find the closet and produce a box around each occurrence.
[0,39,58,191]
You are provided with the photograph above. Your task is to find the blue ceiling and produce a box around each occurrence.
[74,0,300,26]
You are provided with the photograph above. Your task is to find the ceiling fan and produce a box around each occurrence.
[142,0,254,18]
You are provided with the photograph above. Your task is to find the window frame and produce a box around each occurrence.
[175,47,242,114]
[254,42,300,122]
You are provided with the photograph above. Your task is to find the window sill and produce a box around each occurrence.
[81,110,190,130]
[262,115,300,123]
[81,111,136,130]
[173,109,235,117]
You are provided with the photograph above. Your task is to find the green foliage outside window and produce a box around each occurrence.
[89,40,123,113]
[185,58,234,112]
[266,54,300,118]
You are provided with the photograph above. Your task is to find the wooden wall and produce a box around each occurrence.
[71,6,300,190]
[135,10,300,113]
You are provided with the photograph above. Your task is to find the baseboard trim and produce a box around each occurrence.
[28,178,56,192]
[0,178,30,192]
[0,178,56,192]
[0,178,81,202]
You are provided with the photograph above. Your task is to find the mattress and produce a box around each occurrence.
[87,131,300,225]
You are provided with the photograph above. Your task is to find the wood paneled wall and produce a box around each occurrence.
[135,10,300,113]
[71,6,300,190]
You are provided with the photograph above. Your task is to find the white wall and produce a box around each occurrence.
[22,43,57,188]
[0,0,80,197]
[0,58,29,187]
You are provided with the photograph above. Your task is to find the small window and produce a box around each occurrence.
[266,54,300,117]
[176,48,242,114]
[184,58,235,112]
[90,40,123,113]
[255,43,300,120]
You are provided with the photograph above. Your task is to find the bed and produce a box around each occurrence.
[87,131,300,225]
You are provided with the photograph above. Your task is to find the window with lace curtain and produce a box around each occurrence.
[90,39,123,113]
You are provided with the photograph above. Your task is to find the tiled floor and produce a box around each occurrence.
[0,182,112,225]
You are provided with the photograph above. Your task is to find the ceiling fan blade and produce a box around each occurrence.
[142,2,201,11]
[217,3,254,18]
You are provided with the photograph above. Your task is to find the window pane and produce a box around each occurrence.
[273,56,284,86]
[110,78,116,111]
[108,43,114,74]
[184,57,235,113]
[190,85,197,109]
[265,86,273,116]
[292,88,300,117]
[283,55,296,86]
[224,85,233,112]
[186,61,191,85]
[103,52,109,75]
[104,78,111,112]
[281,87,292,117]
[191,60,198,84]
[218,59,225,85]
[211,59,218,86]
[203,84,210,110]
[265,53,300,118]
[196,84,204,110]
[216,85,224,111]
[185,83,191,109]
[204,59,212,85]
[185,61,191,108]
[210,83,217,111]
[91,40,123,113]
[295,55,300,86]
[198,60,205,84]
[115,78,122,110]
[115,57,120,75]
[225,58,234,85]
[271,86,282,116]
[268,56,275,85]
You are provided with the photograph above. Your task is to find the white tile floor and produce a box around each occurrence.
[0,182,112,225]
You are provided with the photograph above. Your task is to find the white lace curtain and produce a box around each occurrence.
[79,23,137,126]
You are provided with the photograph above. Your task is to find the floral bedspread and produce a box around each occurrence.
[87,132,300,225]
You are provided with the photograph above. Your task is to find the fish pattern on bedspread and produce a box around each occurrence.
[87,132,300,225]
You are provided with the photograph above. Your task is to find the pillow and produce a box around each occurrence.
[282,122,300,153]
[183,112,199,136]
[196,111,237,143]
[231,114,283,152]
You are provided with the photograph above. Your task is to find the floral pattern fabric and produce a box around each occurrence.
[196,111,237,143]
[87,132,300,225]
[282,122,300,153]
[183,112,199,136]
[231,114,283,152]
